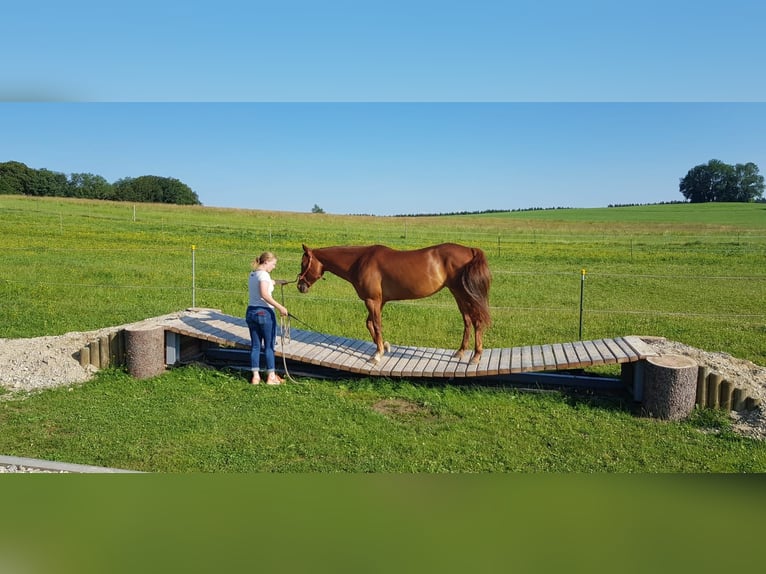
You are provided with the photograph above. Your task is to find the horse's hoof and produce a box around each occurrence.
[384,341,391,352]
[469,355,481,365]
[454,350,465,360]
[369,354,381,364]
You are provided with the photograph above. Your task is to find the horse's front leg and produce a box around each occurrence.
[364,299,386,363]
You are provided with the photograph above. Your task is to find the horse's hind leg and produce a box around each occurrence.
[470,318,485,364]
[364,299,387,364]
[454,310,472,361]
[451,290,484,364]
[449,287,473,361]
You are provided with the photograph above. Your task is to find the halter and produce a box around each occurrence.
[296,251,321,286]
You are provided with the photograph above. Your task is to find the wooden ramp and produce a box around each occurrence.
[164,308,657,380]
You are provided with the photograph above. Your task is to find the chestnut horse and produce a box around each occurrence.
[297,243,491,364]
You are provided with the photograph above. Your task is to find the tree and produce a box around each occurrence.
[311,204,325,213]
[680,159,764,202]
[68,172,114,199]
[31,168,69,197]
[2,161,201,205]
[0,161,34,195]
[112,175,201,205]
[733,162,764,202]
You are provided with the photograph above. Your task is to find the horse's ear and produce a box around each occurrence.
[302,244,310,253]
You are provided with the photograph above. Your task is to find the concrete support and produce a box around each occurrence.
[125,325,166,379]
[640,355,698,421]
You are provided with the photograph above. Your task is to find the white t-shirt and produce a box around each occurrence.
[248,270,274,308]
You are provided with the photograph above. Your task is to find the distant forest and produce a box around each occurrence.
[0,161,201,205]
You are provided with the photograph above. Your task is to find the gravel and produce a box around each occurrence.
[642,336,766,440]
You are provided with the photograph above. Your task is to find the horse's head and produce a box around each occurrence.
[297,244,324,293]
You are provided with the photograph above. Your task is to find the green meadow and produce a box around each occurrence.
[1,195,765,472]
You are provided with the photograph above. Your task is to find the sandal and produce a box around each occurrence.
[266,374,284,385]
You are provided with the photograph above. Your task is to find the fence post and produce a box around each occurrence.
[579,268,586,340]
[191,244,196,308]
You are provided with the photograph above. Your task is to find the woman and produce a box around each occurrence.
[246,252,288,385]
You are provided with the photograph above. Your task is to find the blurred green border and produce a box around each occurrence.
[2,474,763,573]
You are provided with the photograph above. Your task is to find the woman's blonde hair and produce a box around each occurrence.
[251,251,276,270]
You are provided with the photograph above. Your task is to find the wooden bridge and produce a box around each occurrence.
[162,308,656,392]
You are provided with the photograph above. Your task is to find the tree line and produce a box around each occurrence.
[0,161,201,205]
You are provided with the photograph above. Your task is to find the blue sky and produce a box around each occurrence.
[2,1,765,215]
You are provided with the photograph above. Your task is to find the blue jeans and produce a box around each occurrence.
[246,306,277,372]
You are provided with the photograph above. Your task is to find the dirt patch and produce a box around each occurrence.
[372,398,429,417]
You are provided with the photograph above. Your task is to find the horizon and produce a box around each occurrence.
[3,103,766,217]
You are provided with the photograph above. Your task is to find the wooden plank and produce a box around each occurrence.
[346,341,380,374]
[551,343,572,369]
[302,333,349,365]
[613,337,640,362]
[420,347,446,377]
[337,338,378,373]
[531,345,545,371]
[497,347,512,375]
[510,346,523,373]
[319,335,366,370]
[594,339,617,364]
[394,348,419,377]
[582,340,604,366]
[317,336,363,369]
[443,353,467,378]
[520,346,533,372]
[423,348,448,377]
[431,348,464,378]
[453,358,470,378]
[349,343,375,375]
[353,341,385,375]
[478,349,493,374]
[462,355,484,378]
[403,352,435,378]
[486,347,502,376]
[274,329,300,346]
[303,341,335,366]
[277,332,312,358]
[366,345,413,377]
[383,346,420,377]
[399,346,430,377]
[283,326,315,343]
[286,332,324,361]
[361,351,391,376]
[402,346,439,377]
[622,336,658,359]
[571,341,594,367]
[561,342,582,369]
[281,330,327,362]
[541,344,557,370]
[602,338,630,363]
[454,349,489,378]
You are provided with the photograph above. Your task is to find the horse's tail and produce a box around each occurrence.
[460,247,492,327]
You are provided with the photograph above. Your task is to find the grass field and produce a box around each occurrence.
[2,196,764,362]
[1,195,765,472]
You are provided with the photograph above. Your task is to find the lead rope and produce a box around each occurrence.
[274,277,342,383]
[277,280,300,384]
